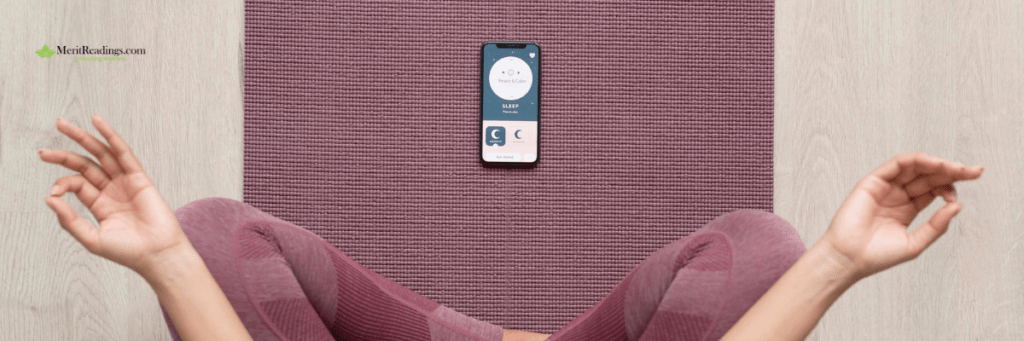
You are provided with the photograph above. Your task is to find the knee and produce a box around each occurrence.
[175,197,260,223]
[696,210,808,339]
[175,197,248,219]
[703,209,806,263]
[174,197,262,251]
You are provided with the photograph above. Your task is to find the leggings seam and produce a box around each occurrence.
[319,239,499,341]
[234,219,298,341]
[697,230,735,341]
[234,215,498,341]
[630,230,735,341]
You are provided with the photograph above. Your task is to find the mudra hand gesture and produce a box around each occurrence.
[723,152,982,341]
[823,152,983,279]
[40,114,252,340]
[40,115,191,280]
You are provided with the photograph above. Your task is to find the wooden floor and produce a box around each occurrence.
[1,0,1021,339]
[776,1,1024,340]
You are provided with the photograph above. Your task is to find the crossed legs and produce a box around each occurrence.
[162,198,804,341]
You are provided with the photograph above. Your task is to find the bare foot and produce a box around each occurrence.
[502,329,551,341]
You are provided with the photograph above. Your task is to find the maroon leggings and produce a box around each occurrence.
[162,198,804,341]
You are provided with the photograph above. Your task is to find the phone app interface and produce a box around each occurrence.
[482,43,539,163]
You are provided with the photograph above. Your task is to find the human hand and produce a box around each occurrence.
[820,152,984,280]
[40,114,192,281]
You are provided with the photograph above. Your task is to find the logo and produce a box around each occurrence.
[34,44,146,61]
[485,126,506,146]
[36,45,56,58]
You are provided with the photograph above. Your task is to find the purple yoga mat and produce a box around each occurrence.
[244,0,773,333]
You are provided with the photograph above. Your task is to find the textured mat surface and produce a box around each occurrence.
[244,0,773,333]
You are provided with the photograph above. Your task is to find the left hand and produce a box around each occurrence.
[821,152,984,280]
[39,114,192,280]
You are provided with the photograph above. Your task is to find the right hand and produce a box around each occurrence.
[39,114,192,280]
[820,152,984,279]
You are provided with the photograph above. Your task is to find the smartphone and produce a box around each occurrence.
[480,41,540,165]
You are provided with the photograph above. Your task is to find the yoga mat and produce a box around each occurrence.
[244,0,774,333]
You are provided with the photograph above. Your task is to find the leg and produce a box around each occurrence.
[547,209,806,341]
[161,197,505,341]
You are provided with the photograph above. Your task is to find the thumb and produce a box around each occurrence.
[45,196,101,253]
[907,201,962,258]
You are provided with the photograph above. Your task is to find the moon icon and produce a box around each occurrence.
[491,130,500,139]
[514,130,522,139]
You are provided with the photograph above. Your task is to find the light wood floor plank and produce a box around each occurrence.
[0,0,243,339]
[776,0,1024,339]
[1,212,170,340]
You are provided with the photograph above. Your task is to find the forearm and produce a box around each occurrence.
[720,241,860,341]
[142,243,253,341]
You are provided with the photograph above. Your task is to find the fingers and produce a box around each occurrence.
[91,114,145,175]
[869,152,936,184]
[868,158,902,182]
[51,174,103,208]
[56,116,125,178]
[907,201,962,258]
[908,183,956,211]
[38,149,111,190]
[894,153,944,184]
[904,173,958,199]
[870,152,984,186]
[44,196,100,253]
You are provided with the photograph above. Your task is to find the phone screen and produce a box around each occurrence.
[480,42,540,164]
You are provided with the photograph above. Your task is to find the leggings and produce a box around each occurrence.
[162,198,805,341]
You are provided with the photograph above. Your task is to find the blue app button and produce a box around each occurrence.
[485,126,506,146]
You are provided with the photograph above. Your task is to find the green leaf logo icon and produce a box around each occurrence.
[36,45,56,58]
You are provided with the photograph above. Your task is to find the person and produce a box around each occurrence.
[38,114,983,341]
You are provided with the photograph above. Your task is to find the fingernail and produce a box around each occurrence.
[38,149,45,156]
[50,185,60,196]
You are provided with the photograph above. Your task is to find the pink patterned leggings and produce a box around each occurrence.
[162,198,805,341]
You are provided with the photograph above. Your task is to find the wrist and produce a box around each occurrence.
[720,237,864,341]
[139,241,206,292]
[806,240,862,289]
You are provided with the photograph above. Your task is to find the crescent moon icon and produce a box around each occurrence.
[491,130,500,139]
[514,130,522,139]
